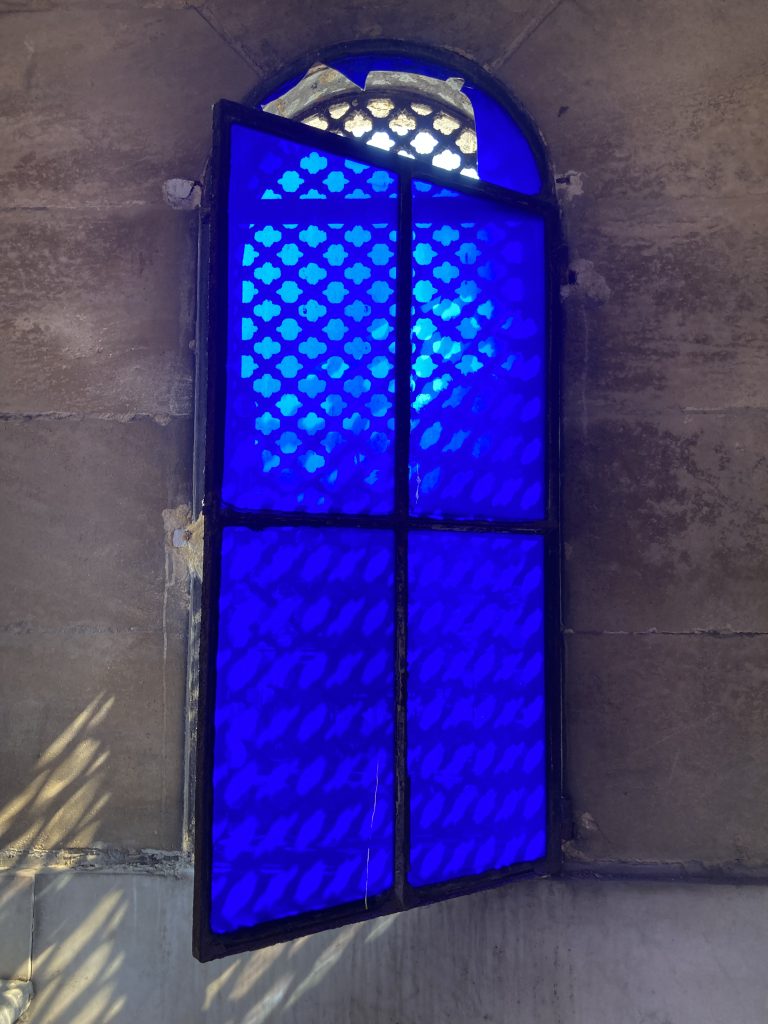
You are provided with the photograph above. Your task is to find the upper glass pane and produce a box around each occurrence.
[211,526,395,931]
[409,180,546,520]
[223,123,399,514]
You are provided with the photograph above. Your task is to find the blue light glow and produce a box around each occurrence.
[210,527,395,932]
[224,125,398,514]
[408,531,546,886]
[409,180,546,520]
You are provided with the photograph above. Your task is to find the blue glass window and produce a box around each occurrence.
[224,126,398,514]
[408,532,546,885]
[410,180,546,518]
[195,63,557,961]
[264,52,543,194]
[212,527,394,930]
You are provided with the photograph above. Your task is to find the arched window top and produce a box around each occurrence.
[194,48,560,960]
[259,49,543,196]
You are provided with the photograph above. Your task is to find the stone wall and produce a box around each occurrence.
[1,0,766,1020]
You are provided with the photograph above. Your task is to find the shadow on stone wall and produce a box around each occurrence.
[26,872,404,1024]
[0,695,114,864]
[201,915,399,1024]
[26,880,130,1023]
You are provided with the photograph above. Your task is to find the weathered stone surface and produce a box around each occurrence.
[0,0,187,9]
[0,874,33,981]
[198,0,553,84]
[0,417,191,632]
[563,408,768,633]
[0,9,254,208]
[0,629,185,852]
[26,872,768,1023]
[564,633,768,867]
[0,208,195,418]
[0,1,767,1017]
[560,197,768,416]
[502,0,768,200]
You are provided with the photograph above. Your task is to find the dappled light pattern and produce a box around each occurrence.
[224,124,399,513]
[31,881,129,1024]
[211,527,394,931]
[28,877,401,1024]
[0,695,113,862]
[407,532,546,886]
[409,180,546,519]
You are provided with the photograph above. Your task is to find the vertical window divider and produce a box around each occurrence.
[393,172,413,906]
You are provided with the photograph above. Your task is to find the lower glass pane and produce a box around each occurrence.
[210,526,394,932]
[407,531,546,886]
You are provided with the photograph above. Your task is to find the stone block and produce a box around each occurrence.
[0,9,254,208]
[502,0,768,200]
[0,874,33,981]
[0,207,195,418]
[564,633,768,867]
[560,197,768,417]
[198,0,549,85]
[0,0,187,8]
[0,417,191,633]
[0,628,185,852]
[24,872,768,1023]
[562,408,768,633]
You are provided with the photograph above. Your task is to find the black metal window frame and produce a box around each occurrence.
[194,52,563,962]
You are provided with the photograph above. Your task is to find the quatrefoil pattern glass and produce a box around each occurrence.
[224,124,399,513]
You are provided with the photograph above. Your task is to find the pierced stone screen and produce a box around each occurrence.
[300,90,479,179]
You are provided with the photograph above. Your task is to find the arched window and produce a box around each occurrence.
[194,45,561,962]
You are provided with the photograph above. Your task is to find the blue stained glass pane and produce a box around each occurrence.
[224,124,399,514]
[407,532,546,887]
[409,180,546,520]
[463,84,541,195]
[330,54,461,89]
[211,526,394,932]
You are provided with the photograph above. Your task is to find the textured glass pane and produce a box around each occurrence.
[211,526,394,932]
[408,532,546,886]
[409,180,546,519]
[224,123,398,513]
